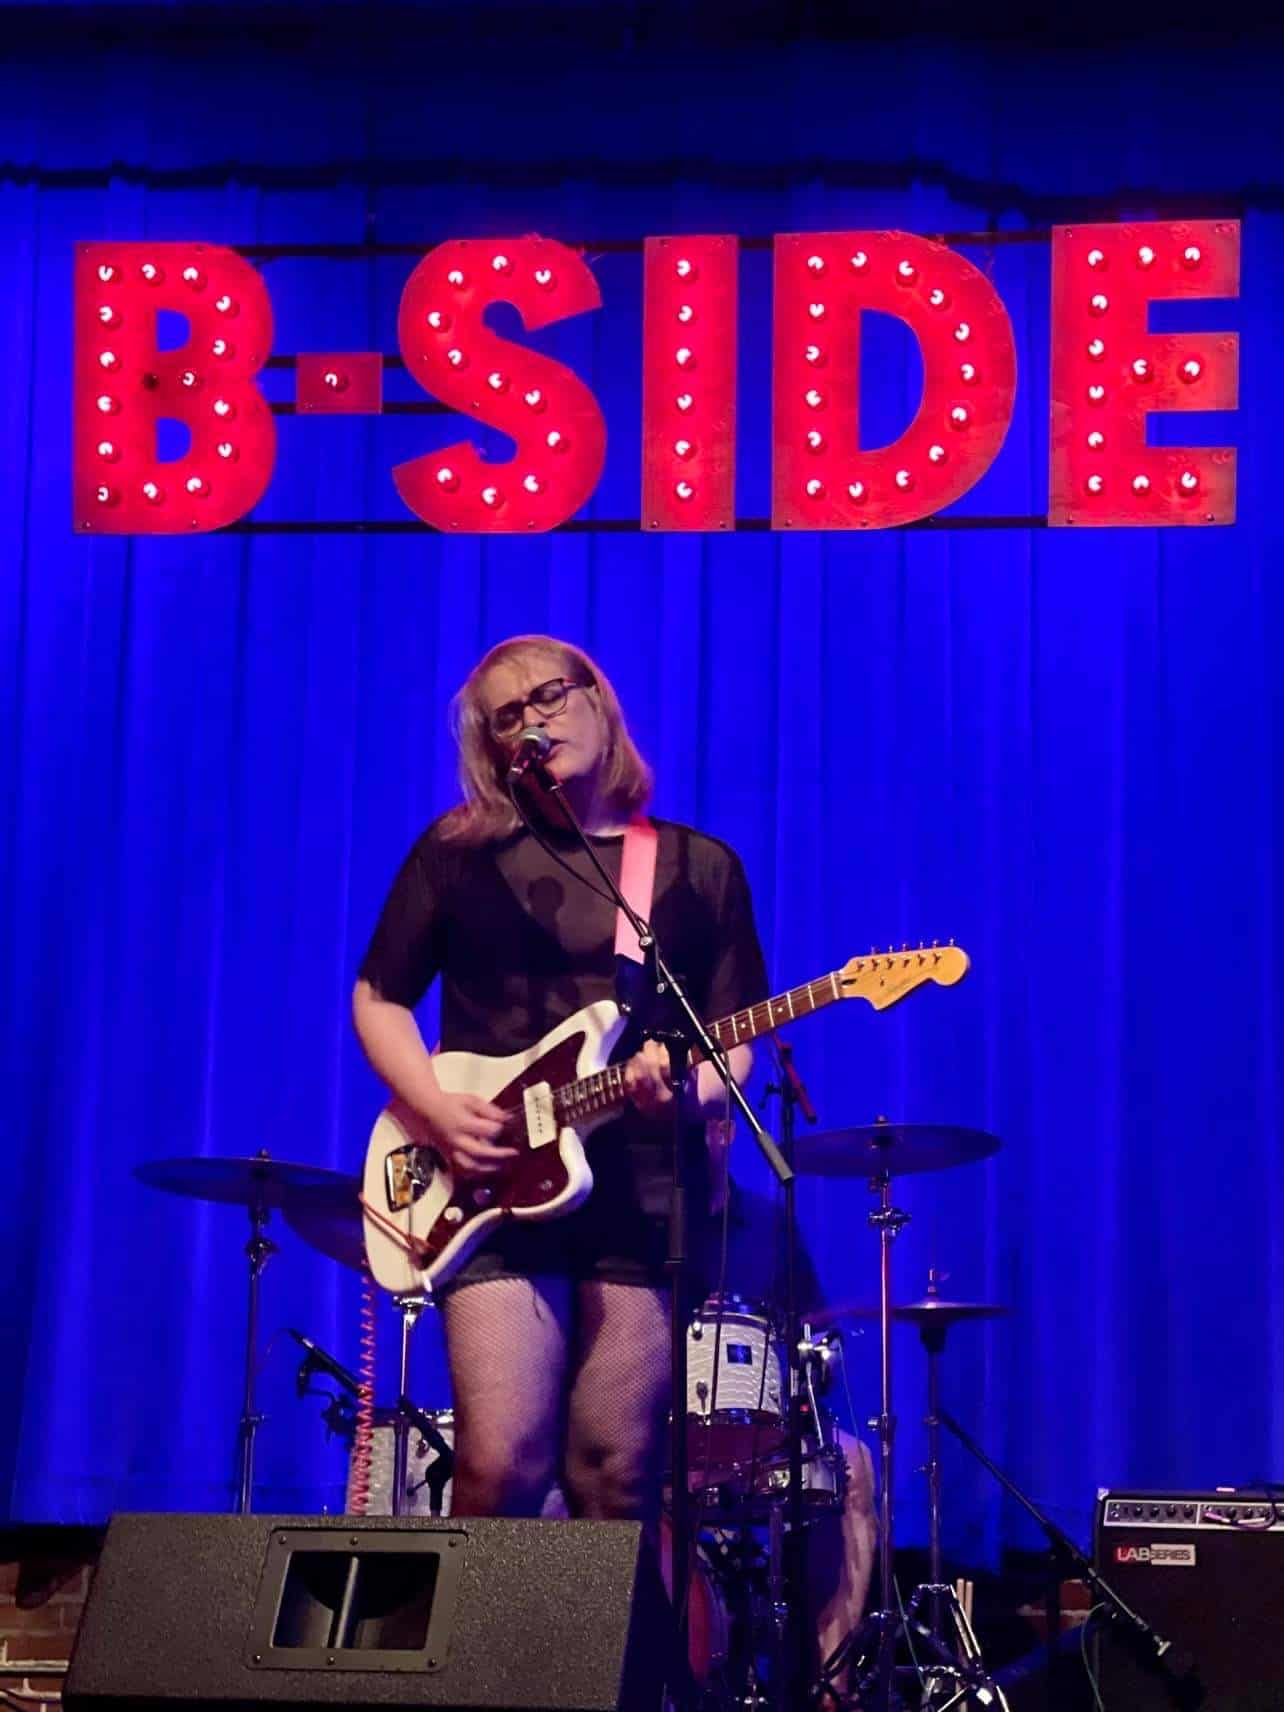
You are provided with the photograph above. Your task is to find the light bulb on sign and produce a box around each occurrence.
[929,288,949,309]
[1137,246,1156,268]
[481,486,503,507]
[490,255,512,275]
[546,430,566,451]
[1090,294,1109,315]
[675,480,695,500]
[1180,358,1203,383]
[140,262,163,284]
[180,370,199,388]
[895,469,914,490]
[436,467,458,490]
[953,322,971,343]
[928,444,946,464]
[847,481,866,502]
[186,476,207,496]
[96,264,117,283]
[804,345,823,366]
[446,349,466,368]
[804,389,824,408]
[674,439,694,459]
[1086,474,1105,494]
[1132,475,1151,493]
[805,479,825,497]
[96,394,118,414]
[675,347,694,369]
[142,481,164,502]
[1087,248,1106,269]
[211,338,233,359]
[534,268,555,289]
[426,310,450,331]
[523,474,543,494]
[1087,384,1106,405]
[676,305,695,324]
[98,351,119,371]
[95,484,117,505]
[807,255,826,274]
[1087,339,1106,360]
[808,303,826,320]
[949,405,971,428]
[213,398,234,419]
[447,269,466,288]
[1087,430,1105,449]
[896,260,916,283]
[959,363,979,385]
[96,440,118,460]
[849,251,868,271]
[675,258,696,280]
[806,430,825,451]
[675,393,694,413]
[182,265,204,288]
[524,388,545,410]
[97,305,118,327]
[323,371,347,392]
[1183,245,1202,268]
[1131,358,1152,381]
[217,442,237,460]
[487,371,508,392]
[215,294,237,316]
[1180,470,1200,492]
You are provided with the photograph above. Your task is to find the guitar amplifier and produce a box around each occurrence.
[1093,1488,1284,1711]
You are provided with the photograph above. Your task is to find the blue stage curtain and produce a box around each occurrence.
[2,8,1282,1563]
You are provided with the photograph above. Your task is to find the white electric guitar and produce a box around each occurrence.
[361,944,969,1295]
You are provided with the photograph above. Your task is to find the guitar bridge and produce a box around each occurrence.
[384,1143,433,1212]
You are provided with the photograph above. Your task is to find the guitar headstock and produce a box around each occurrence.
[837,943,969,1012]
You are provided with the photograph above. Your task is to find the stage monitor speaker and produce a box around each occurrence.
[1093,1488,1284,1711]
[63,1512,669,1711]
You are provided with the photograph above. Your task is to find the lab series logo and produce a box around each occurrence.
[1115,1543,1197,1567]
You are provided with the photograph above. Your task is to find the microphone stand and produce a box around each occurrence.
[763,1033,819,1712]
[517,761,793,1712]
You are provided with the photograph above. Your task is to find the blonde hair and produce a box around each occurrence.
[437,635,653,845]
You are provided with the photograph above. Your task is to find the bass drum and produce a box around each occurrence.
[657,1514,731,1689]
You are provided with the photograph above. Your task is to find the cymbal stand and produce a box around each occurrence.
[390,1292,428,1517]
[235,1159,278,1515]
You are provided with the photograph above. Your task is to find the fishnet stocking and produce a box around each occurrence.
[564,1281,672,1522]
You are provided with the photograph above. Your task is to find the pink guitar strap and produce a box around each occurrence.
[613,815,659,963]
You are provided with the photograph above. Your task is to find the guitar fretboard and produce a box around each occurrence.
[552,971,844,1126]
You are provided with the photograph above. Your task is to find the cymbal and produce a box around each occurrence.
[134,1155,358,1211]
[283,1201,367,1272]
[792,1122,1000,1177]
[812,1299,1008,1327]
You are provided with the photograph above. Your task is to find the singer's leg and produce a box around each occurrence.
[563,1280,670,1522]
[440,1275,571,1516]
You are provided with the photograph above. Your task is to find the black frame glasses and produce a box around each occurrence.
[488,676,593,739]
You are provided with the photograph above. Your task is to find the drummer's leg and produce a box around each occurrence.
[563,1279,671,1522]
[810,1427,878,1699]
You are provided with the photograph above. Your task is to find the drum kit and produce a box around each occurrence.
[136,1114,1009,1711]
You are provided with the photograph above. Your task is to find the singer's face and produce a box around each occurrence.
[480,651,608,789]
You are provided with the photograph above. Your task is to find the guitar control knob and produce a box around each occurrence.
[444,1206,463,1225]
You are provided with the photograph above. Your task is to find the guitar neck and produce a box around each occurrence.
[554,971,845,1127]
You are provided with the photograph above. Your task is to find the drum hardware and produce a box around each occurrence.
[791,1119,1006,1712]
[133,1152,358,1514]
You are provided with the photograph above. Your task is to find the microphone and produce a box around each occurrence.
[507,725,552,781]
[289,1328,360,1398]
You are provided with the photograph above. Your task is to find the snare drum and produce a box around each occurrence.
[346,1407,455,1516]
[685,1295,787,1487]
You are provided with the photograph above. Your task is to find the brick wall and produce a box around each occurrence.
[0,1529,104,1707]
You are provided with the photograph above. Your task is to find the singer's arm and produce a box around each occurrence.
[352,981,515,1176]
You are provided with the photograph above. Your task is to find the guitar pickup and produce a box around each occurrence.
[384,1143,430,1212]
[522,1082,557,1150]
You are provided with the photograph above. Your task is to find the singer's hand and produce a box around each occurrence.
[623,1041,677,1118]
[420,1090,518,1179]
